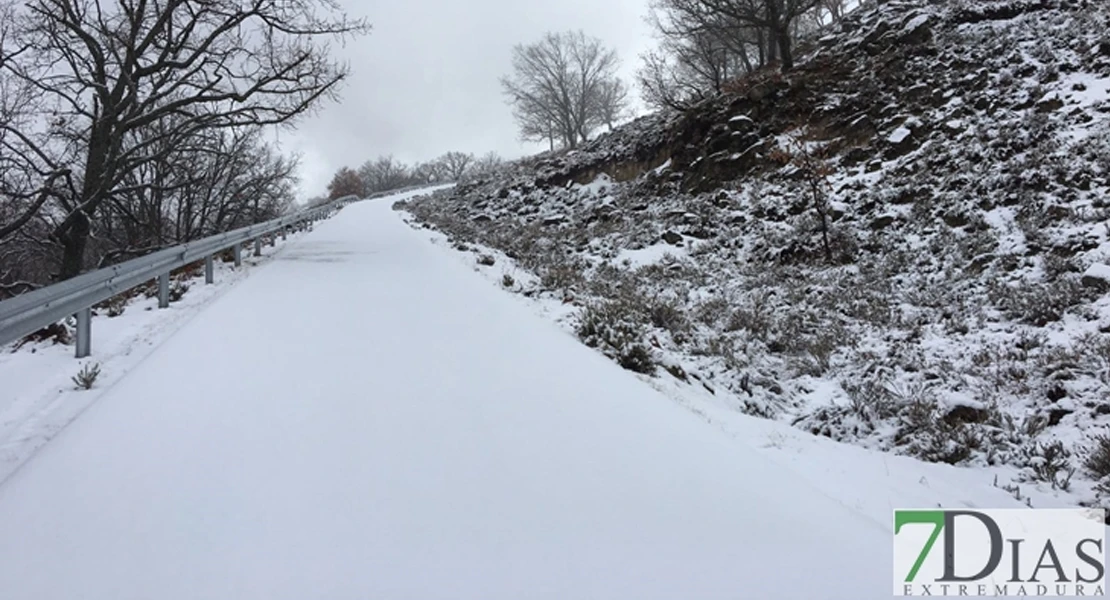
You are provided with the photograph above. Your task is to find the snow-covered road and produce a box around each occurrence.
[0,191,891,599]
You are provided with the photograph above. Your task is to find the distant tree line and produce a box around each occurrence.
[325,151,505,200]
[0,0,369,296]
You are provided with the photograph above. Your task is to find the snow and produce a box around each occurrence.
[0,233,306,486]
[0,193,1062,600]
[651,158,672,174]
[901,13,931,34]
[1084,262,1110,282]
[888,126,912,144]
[573,172,613,196]
[1060,73,1110,109]
[615,243,687,268]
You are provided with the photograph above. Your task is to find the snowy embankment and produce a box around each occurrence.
[0,226,307,487]
[0,192,1082,599]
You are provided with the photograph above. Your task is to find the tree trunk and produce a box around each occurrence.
[56,210,90,280]
[56,125,111,280]
[776,25,794,70]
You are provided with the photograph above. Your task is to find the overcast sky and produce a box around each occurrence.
[276,0,655,199]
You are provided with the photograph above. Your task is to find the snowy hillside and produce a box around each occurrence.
[398,0,1110,515]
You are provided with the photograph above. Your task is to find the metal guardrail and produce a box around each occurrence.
[0,194,359,358]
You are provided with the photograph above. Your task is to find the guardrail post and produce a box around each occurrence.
[158,273,170,309]
[233,243,242,267]
[75,307,91,358]
[254,239,262,257]
[281,226,287,241]
[205,255,214,284]
[268,234,275,247]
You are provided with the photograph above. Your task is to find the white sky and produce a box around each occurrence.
[275,0,655,199]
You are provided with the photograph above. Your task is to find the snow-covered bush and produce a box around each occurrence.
[577,301,656,374]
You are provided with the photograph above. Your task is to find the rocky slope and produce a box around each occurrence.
[397,0,1110,512]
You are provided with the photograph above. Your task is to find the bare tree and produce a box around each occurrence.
[411,161,445,185]
[639,0,837,112]
[436,152,474,181]
[0,0,370,280]
[501,31,629,150]
[99,125,297,265]
[0,1,71,245]
[652,0,824,72]
[637,27,751,112]
[328,167,366,199]
[595,79,631,131]
[358,156,411,193]
[461,152,504,182]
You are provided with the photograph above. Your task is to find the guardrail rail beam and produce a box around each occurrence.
[0,194,360,358]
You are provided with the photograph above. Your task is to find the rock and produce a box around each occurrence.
[942,119,966,135]
[900,13,933,46]
[884,125,919,159]
[869,215,896,230]
[944,404,989,426]
[1044,205,1071,220]
[1036,95,1065,113]
[968,253,995,274]
[682,227,713,240]
[942,212,969,228]
[662,230,684,245]
[748,85,770,102]
[472,214,493,223]
[542,214,566,226]
[890,189,919,205]
[842,147,871,166]
[1047,407,1073,427]
[1081,263,1110,291]
[727,114,755,134]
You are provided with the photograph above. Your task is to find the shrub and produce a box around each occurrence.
[106,297,127,317]
[906,422,982,466]
[72,363,102,390]
[169,282,189,303]
[647,299,689,335]
[1084,434,1110,479]
[577,301,656,375]
[997,276,1091,326]
[1021,440,1075,490]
